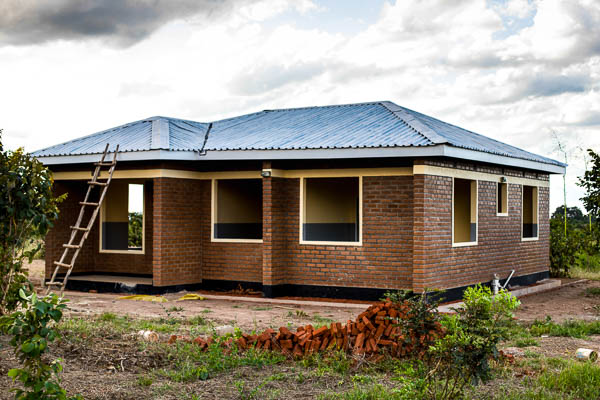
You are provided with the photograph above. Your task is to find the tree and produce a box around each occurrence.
[551,205,589,229]
[0,130,64,314]
[578,149,600,221]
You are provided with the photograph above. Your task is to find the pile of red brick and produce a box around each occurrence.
[168,300,444,359]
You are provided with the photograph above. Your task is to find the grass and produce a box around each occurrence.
[156,342,286,382]
[58,311,213,340]
[570,266,600,281]
[537,360,600,400]
[514,337,540,348]
[312,313,335,327]
[584,287,600,297]
[528,318,600,338]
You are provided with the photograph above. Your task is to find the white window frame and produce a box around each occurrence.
[99,182,145,255]
[497,182,509,216]
[452,178,478,247]
[521,185,539,242]
[299,176,363,246]
[211,178,263,244]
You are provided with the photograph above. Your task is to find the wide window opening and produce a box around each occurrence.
[101,181,144,252]
[453,178,477,244]
[497,182,508,214]
[303,177,360,243]
[522,185,538,239]
[213,179,262,240]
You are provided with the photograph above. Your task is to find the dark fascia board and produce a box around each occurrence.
[35,144,566,174]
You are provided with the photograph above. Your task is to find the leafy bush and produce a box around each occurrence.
[0,132,64,314]
[0,289,81,400]
[425,285,520,399]
[383,290,444,357]
[128,212,143,248]
[549,219,580,277]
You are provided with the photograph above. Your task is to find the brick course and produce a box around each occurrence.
[45,160,551,297]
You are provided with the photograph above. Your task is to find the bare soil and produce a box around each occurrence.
[2,262,599,399]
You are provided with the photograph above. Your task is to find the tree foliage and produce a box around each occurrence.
[128,212,143,248]
[578,149,600,219]
[0,131,64,314]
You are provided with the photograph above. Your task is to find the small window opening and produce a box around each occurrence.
[522,185,538,239]
[214,179,262,240]
[453,178,477,244]
[303,177,359,242]
[102,182,144,251]
[497,182,508,214]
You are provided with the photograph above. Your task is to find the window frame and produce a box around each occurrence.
[211,178,264,243]
[521,185,539,242]
[451,177,478,247]
[99,181,145,255]
[299,176,363,246]
[497,182,509,216]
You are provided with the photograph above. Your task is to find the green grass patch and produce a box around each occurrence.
[155,342,286,382]
[312,314,335,328]
[515,337,540,348]
[538,361,600,400]
[570,266,600,281]
[529,318,600,338]
[584,287,600,297]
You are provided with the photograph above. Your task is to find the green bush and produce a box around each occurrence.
[549,219,580,277]
[0,289,81,400]
[0,132,64,314]
[425,285,520,399]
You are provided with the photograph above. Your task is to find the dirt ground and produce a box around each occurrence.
[1,262,598,399]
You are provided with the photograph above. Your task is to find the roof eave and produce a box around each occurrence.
[35,145,565,174]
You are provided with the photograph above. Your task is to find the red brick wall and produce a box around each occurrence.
[266,176,414,290]
[413,174,549,292]
[45,180,154,278]
[152,178,202,286]
[199,180,263,284]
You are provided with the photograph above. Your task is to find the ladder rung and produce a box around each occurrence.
[63,244,80,249]
[79,201,99,206]
[53,261,71,268]
[46,282,63,287]
[88,181,108,186]
[94,162,115,166]
[70,226,90,231]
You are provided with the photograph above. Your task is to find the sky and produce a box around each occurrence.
[0,0,599,213]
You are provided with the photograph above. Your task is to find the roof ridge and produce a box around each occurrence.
[262,100,383,113]
[379,101,447,145]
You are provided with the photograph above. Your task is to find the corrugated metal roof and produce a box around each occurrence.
[31,101,564,167]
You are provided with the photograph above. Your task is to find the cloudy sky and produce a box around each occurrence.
[1,0,599,212]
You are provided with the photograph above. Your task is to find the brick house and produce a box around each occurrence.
[33,101,565,300]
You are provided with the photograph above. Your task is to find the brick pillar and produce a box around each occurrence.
[152,178,165,286]
[412,174,427,293]
[262,162,275,297]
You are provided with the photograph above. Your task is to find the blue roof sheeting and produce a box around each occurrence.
[32,101,564,168]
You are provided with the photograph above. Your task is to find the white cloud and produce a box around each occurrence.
[1,0,599,212]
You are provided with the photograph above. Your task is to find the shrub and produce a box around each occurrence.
[425,285,520,399]
[549,219,580,277]
[0,289,81,400]
[0,132,64,314]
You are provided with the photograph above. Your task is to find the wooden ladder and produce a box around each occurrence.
[46,144,119,296]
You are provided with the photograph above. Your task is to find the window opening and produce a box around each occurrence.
[453,178,477,244]
[303,177,359,242]
[214,179,262,240]
[522,185,538,238]
[497,182,508,214]
[101,182,144,251]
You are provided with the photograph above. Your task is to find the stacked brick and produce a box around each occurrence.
[168,301,444,360]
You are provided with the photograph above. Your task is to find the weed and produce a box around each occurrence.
[313,314,335,327]
[515,337,539,348]
[538,360,600,400]
[529,317,600,338]
[584,287,600,297]
[252,306,273,311]
[318,383,418,400]
[167,306,184,312]
[99,312,118,322]
[201,309,213,314]
[136,374,153,387]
